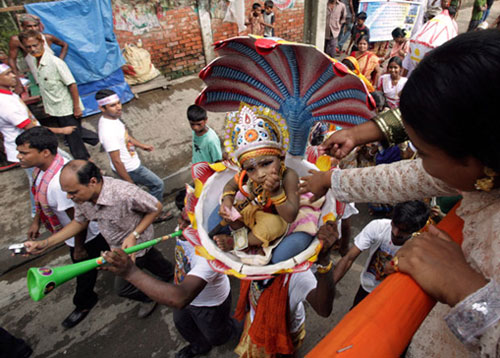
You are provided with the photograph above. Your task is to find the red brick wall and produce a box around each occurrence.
[114,1,304,80]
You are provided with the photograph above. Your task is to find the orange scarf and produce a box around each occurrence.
[235,274,294,354]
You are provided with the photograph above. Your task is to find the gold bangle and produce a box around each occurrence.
[270,190,287,206]
[372,108,408,146]
[316,260,333,274]
[222,190,236,199]
[391,256,400,272]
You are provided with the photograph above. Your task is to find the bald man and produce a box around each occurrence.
[25,160,175,318]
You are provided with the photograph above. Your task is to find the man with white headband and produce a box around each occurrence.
[95,89,172,221]
[18,30,98,161]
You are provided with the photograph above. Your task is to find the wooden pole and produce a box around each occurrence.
[0,5,24,13]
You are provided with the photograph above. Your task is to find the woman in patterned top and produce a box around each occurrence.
[300,30,500,357]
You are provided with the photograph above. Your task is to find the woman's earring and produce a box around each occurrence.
[474,167,498,192]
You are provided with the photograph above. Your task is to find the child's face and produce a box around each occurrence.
[189,119,207,136]
[100,100,122,119]
[356,18,365,27]
[242,155,281,185]
[388,62,401,78]
[264,6,273,14]
[394,36,405,44]
[253,6,262,16]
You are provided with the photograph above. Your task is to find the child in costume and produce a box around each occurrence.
[213,104,300,265]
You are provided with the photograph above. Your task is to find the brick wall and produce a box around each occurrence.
[113,0,304,80]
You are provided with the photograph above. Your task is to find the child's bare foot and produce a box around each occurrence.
[214,234,234,252]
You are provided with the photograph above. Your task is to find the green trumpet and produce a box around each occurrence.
[27,230,183,302]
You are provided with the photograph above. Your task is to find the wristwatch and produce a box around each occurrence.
[132,231,141,239]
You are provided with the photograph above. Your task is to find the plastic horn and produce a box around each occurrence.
[27,230,183,302]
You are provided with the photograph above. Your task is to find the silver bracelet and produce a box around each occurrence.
[444,280,500,345]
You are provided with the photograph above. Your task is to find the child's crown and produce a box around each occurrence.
[224,103,289,165]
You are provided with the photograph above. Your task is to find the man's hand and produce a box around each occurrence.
[101,249,136,278]
[27,220,40,240]
[140,144,154,152]
[299,169,331,202]
[73,245,89,261]
[121,234,137,262]
[73,106,83,118]
[24,239,49,256]
[59,126,77,135]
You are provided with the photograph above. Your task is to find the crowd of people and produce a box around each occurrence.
[1,2,499,358]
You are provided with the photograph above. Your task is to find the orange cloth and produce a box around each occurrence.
[343,56,375,92]
[307,203,464,357]
[234,275,294,355]
[352,51,379,84]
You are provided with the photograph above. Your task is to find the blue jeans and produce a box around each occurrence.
[271,231,314,264]
[481,8,491,22]
[207,205,313,263]
[128,165,164,202]
[338,21,353,51]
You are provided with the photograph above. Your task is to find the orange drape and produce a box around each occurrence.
[307,203,464,357]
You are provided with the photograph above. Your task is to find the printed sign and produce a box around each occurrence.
[359,0,423,42]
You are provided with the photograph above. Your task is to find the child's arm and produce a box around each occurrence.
[219,177,240,222]
[265,168,300,223]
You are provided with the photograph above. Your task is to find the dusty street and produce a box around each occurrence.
[1,4,498,357]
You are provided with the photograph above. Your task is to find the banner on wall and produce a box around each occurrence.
[273,0,296,10]
[359,0,423,42]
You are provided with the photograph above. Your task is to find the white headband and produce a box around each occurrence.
[0,64,10,75]
[97,94,120,106]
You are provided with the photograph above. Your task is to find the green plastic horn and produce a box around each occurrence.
[27,230,182,302]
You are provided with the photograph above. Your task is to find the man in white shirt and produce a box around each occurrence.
[19,30,98,161]
[101,209,235,358]
[95,89,171,221]
[16,127,109,329]
[0,63,75,217]
[333,200,430,307]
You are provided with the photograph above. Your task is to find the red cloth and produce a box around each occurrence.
[32,154,65,233]
[235,275,294,354]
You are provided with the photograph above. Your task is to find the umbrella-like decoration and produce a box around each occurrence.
[187,36,374,279]
[196,36,375,156]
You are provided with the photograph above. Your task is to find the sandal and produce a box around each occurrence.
[153,209,174,223]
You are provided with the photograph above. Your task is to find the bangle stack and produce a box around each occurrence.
[270,190,287,206]
[316,260,334,274]
[372,108,408,146]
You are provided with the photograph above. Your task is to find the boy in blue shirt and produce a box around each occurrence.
[187,104,222,164]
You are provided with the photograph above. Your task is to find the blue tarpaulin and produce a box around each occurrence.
[25,0,133,116]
